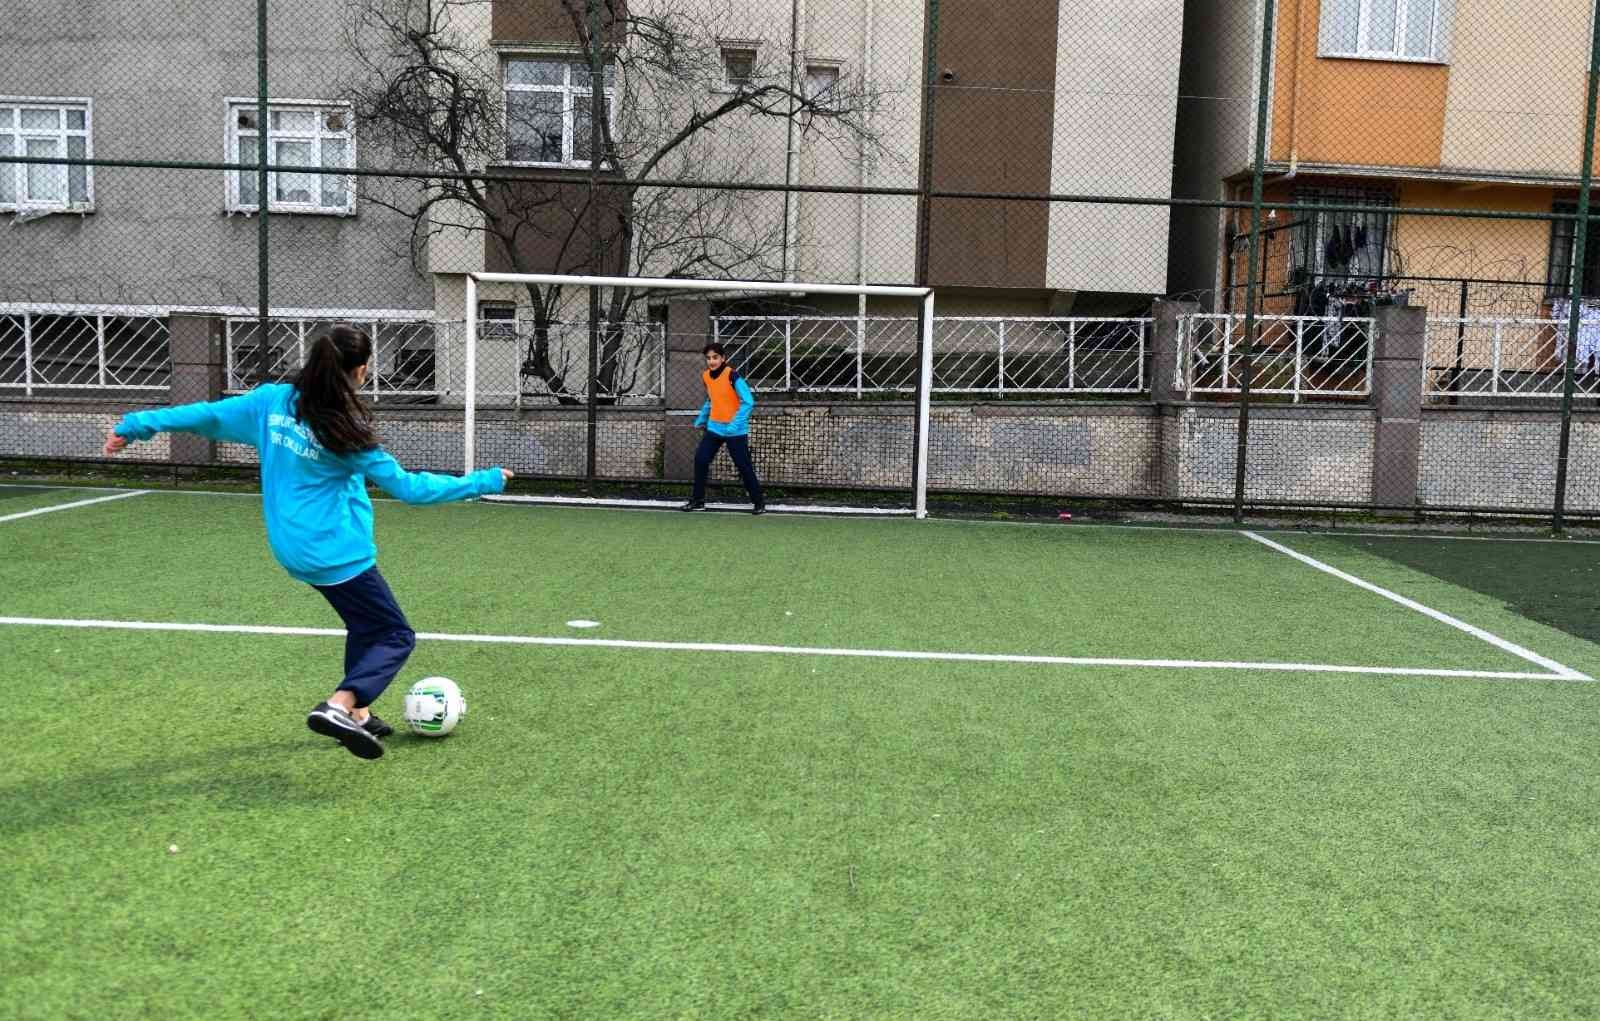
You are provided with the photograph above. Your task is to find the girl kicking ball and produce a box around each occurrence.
[103,325,511,760]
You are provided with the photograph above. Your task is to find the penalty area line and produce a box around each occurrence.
[0,615,1584,683]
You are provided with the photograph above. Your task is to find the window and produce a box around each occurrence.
[1547,203,1600,299]
[479,302,518,340]
[720,47,758,90]
[0,99,93,213]
[804,64,840,103]
[503,58,616,167]
[1320,0,1454,62]
[1288,186,1396,287]
[227,101,354,215]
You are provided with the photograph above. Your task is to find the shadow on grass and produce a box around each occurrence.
[0,737,365,837]
[1330,535,1600,646]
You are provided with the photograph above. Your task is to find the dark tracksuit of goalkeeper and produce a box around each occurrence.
[681,342,765,515]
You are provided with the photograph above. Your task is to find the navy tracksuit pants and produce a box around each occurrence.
[313,567,416,708]
[691,432,764,505]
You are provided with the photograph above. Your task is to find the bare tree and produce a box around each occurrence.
[341,0,899,403]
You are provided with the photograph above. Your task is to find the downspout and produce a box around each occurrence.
[1282,0,1305,181]
[856,0,873,319]
[782,0,806,281]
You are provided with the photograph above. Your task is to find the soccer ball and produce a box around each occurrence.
[403,677,467,737]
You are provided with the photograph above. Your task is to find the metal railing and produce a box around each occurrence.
[1424,317,1600,400]
[1178,313,1374,401]
[225,316,444,399]
[711,316,1150,396]
[0,307,171,393]
[459,319,666,406]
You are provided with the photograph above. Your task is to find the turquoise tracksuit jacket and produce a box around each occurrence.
[115,383,504,586]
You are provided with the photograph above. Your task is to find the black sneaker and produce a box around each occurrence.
[751,502,767,516]
[680,500,706,512]
[307,701,385,760]
[362,714,394,738]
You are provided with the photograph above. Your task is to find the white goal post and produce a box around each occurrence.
[466,272,937,517]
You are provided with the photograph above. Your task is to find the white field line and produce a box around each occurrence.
[0,490,147,523]
[0,615,1584,683]
[483,494,912,516]
[1241,530,1590,682]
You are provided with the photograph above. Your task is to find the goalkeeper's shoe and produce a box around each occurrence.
[679,500,706,512]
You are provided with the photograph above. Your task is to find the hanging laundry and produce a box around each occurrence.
[1551,298,1600,370]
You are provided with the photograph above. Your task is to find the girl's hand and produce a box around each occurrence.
[103,431,128,456]
[500,469,514,483]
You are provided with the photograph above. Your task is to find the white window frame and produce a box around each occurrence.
[479,301,519,341]
[0,96,95,214]
[715,42,762,93]
[500,54,618,169]
[803,60,843,101]
[224,98,356,216]
[1320,0,1450,64]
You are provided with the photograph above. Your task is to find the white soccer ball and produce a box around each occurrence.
[403,677,467,737]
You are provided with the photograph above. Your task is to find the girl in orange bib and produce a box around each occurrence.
[682,342,765,515]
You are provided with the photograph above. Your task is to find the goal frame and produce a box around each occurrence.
[466,272,937,517]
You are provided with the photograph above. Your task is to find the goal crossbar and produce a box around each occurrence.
[464,272,936,517]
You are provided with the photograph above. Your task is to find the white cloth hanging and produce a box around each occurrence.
[1550,298,1600,370]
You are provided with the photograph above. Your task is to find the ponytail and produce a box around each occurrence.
[293,325,379,454]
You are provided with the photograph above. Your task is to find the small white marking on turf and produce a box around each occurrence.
[566,620,601,629]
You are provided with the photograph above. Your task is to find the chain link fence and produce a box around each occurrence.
[5,0,1600,523]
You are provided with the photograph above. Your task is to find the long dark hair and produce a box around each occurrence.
[293,325,378,454]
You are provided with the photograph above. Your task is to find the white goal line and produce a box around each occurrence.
[0,615,1584,684]
[482,494,913,517]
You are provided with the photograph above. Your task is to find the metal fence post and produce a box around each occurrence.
[784,318,792,391]
[1223,319,1232,387]
[856,303,866,398]
[1449,279,1469,402]
[1139,320,1148,395]
[1234,0,1278,524]
[997,320,1006,396]
[465,276,478,473]
[584,0,604,482]
[22,311,32,397]
[96,314,107,387]
[1491,321,1503,397]
[1184,318,1194,402]
[1293,319,1303,403]
[1365,319,1376,398]
[256,0,270,390]
[368,321,380,399]
[1067,320,1076,390]
[1555,0,1600,531]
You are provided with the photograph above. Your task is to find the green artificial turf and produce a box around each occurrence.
[1325,532,1600,646]
[3,490,1600,1019]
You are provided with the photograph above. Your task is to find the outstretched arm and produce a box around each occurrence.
[105,390,269,455]
[350,448,512,505]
